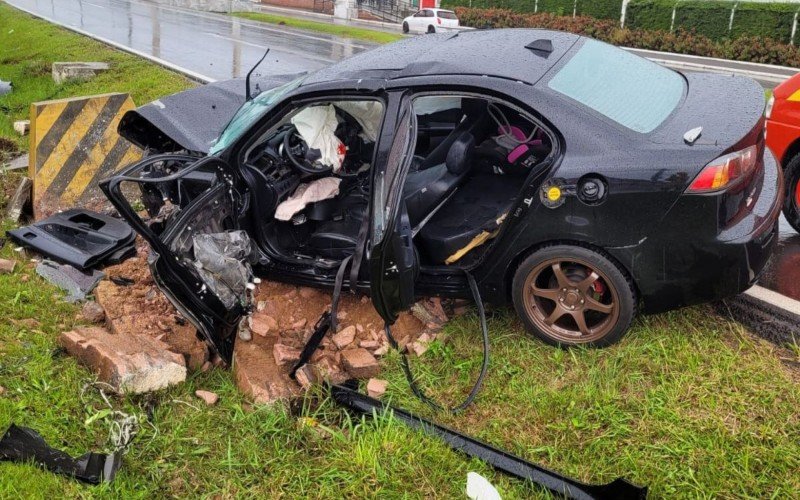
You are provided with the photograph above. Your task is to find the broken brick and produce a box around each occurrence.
[410,341,429,357]
[81,301,105,324]
[249,314,277,336]
[341,348,380,379]
[273,343,300,365]
[292,318,307,330]
[0,386,5,395]
[295,364,316,389]
[366,378,388,398]
[195,390,219,406]
[359,339,380,349]
[60,326,186,394]
[373,345,389,357]
[0,259,16,274]
[332,325,356,349]
[312,357,348,384]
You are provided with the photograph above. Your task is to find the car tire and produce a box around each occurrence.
[782,153,800,232]
[403,22,409,34]
[427,25,436,34]
[511,245,637,348]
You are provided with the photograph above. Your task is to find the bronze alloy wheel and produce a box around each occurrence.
[522,257,620,343]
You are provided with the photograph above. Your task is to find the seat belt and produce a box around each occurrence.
[291,211,370,379]
[383,270,490,414]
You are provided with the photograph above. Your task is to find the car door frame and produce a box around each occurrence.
[100,154,250,363]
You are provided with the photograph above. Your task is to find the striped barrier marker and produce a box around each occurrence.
[29,93,141,218]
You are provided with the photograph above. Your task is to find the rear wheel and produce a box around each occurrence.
[403,22,409,33]
[782,153,800,232]
[427,25,436,34]
[511,245,636,347]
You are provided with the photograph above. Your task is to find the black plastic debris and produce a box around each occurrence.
[330,384,647,500]
[7,208,135,270]
[0,424,121,484]
[36,259,104,302]
[110,276,135,287]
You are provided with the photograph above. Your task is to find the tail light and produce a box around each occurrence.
[687,145,758,193]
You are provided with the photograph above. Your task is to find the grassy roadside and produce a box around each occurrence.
[1,3,800,498]
[0,3,193,154]
[232,11,404,44]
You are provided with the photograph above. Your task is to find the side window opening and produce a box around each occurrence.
[240,98,385,265]
[404,94,555,268]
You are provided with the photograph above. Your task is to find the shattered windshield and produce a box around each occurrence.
[210,76,306,154]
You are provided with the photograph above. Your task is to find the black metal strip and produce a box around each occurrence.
[329,384,647,500]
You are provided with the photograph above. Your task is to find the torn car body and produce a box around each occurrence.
[101,29,780,362]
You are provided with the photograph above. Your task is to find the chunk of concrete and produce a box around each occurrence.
[52,62,110,84]
[2,153,29,172]
[81,301,105,324]
[0,259,15,274]
[59,326,187,394]
[341,348,380,379]
[13,120,29,136]
[366,378,388,398]
[6,176,31,222]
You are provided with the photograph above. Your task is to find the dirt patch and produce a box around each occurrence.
[94,242,208,369]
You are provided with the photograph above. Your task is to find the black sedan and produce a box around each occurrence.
[102,29,781,362]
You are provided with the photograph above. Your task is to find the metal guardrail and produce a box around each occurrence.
[356,0,415,23]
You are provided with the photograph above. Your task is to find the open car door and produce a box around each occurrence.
[100,154,251,363]
[369,95,419,324]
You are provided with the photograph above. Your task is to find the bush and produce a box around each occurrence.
[453,6,800,67]
[440,0,623,20]
[625,0,800,43]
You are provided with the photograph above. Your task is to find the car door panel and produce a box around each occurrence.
[100,154,249,362]
[370,94,420,323]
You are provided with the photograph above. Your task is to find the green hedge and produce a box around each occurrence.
[625,0,673,30]
[625,0,800,43]
[440,0,623,20]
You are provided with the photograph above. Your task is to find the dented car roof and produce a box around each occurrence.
[302,29,580,86]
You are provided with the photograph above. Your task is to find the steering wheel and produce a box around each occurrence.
[283,125,333,175]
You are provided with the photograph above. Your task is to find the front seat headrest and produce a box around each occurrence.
[446,132,475,175]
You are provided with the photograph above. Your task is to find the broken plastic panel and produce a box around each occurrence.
[192,231,258,309]
[0,424,121,484]
[7,209,135,270]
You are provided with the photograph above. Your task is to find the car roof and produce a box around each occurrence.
[301,29,581,87]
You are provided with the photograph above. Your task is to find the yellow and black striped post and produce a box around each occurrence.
[29,93,141,218]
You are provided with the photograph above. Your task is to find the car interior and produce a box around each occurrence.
[241,94,555,269]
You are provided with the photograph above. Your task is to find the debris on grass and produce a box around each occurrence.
[35,259,104,302]
[0,258,15,274]
[194,390,219,406]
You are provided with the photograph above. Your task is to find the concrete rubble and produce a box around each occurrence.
[52,62,110,84]
[60,326,187,394]
[6,176,32,223]
[46,242,468,404]
[0,259,16,274]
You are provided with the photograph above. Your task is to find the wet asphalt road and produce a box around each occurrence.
[5,0,377,81]
[5,0,800,300]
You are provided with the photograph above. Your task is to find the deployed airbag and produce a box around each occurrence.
[275,177,342,221]
[291,105,345,171]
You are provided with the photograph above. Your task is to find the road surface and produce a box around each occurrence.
[6,0,377,82]
[6,0,800,300]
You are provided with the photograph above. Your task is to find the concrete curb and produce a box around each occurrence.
[717,285,800,347]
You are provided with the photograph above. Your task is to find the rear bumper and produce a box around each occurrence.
[611,149,783,314]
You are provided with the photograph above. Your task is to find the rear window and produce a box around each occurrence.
[437,10,457,19]
[548,39,685,133]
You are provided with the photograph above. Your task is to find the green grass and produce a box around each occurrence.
[2,3,800,498]
[0,2,193,154]
[231,12,405,45]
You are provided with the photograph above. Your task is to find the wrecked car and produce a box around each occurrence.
[101,29,781,362]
